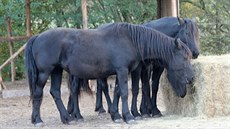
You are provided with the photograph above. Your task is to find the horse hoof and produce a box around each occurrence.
[114,119,123,123]
[98,111,107,116]
[152,113,163,118]
[68,120,77,125]
[76,119,84,122]
[126,119,136,124]
[134,116,142,120]
[142,114,151,119]
[34,122,44,127]
[76,118,84,122]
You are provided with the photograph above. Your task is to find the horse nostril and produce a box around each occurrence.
[193,52,199,59]
[189,77,194,84]
[186,79,189,84]
[186,76,194,84]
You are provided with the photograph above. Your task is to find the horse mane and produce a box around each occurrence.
[119,23,192,62]
[126,23,175,61]
[184,18,200,48]
[97,22,192,63]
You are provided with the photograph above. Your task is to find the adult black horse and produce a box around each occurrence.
[131,16,200,118]
[87,17,200,118]
[25,22,194,126]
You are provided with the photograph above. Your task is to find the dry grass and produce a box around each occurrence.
[160,54,230,117]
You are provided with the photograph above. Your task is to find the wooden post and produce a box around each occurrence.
[6,17,15,82]
[26,0,31,36]
[157,0,162,19]
[158,0,179,17]
[81,0,88,29]
[0,36,29,43]
[0,71,7,91]
[0,0,31,88]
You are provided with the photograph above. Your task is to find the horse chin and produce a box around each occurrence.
[178,89,186,98]
[177,84,187,98]
[167,74,187,98]
[173,82,187,98]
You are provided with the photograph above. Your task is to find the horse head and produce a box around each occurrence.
[176,17,200,59]
[166,38,194,98]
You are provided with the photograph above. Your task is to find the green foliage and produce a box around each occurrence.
[88,0,157,28]
[180,0,230,55]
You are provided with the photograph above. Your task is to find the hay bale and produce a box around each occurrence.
[160,54,230,117]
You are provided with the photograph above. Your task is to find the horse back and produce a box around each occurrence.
[143,17,180,36]
[32,27,139,78]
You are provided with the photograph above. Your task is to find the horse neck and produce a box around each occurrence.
[145,36,175,64]
[129,26,175,64]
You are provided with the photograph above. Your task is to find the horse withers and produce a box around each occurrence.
[25,22,194,126]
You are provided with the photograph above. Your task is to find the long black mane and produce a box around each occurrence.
[99,23,192,63]
[184,18,200,47]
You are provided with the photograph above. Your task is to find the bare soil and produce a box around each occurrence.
[0,79,229,129]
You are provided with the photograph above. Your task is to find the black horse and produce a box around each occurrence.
[83,17,200,118]
[131,17,200,118]
[25,22,194,126]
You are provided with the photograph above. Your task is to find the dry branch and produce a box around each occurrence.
[0,43,27,71]
[0,36,29,43]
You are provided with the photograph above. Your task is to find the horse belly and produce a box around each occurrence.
[67,59,115,79]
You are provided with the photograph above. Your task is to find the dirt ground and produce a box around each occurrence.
[0,79,230,129]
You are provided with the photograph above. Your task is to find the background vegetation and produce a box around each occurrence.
[0,0,229,81]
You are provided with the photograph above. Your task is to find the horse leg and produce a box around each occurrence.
[31,72,49,127]
[95,79,106,114]
[130,64,142,119]
[110,77,122,122]
[117,69,134,124]
[151,67,164,117]
[68,76,84,121]
[50,67,73,124]
[101,78,112,113]
[140,65,152,118]
[67,95,73,115]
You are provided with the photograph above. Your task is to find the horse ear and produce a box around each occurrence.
[177,16,185,26]
[175,38,182,49]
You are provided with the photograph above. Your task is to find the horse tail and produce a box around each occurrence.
[25,35,39,100]
[67,74,92,97]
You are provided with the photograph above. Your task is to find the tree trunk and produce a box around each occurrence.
[158,0,179,18]
[81,0,88,29]
[26,0,31,36]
